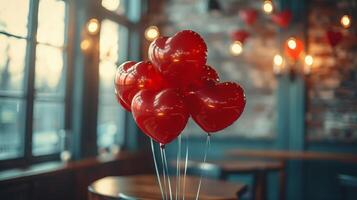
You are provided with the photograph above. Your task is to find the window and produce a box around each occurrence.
[97,1,129,154]
[0,0,30,160]
[33,0,67,156]
[0,0,68,162]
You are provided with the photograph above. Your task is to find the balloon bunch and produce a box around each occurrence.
[115,30,246,145]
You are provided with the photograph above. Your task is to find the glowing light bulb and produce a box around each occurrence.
[340,15,351,28]
[263,0,274,14]
[304,55,313,66]
[145,26,160,41]
[101,0,120,11]
[273,54,284,75]
[304,55,313,75]
[80,39,91,51]
[87,18,99,34]
[274,54,283,66]
[230,41,243,56]
[287,38,297,49]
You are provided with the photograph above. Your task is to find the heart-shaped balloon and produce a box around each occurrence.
[187,82,246,133]
[231,30,250,44]
[189,65,220,91]
[239,9,258,26]
[115,61,165,111]
[132,89,189,144]
[149,30,207,68]
[115,89,131,112]
[160,61,205,88]
[271,10,292,28]
[326,30,343,47]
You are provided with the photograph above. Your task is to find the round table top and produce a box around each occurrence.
[88,175,247,200]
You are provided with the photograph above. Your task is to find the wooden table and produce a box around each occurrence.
[226,149,357,200]
[178,160,284,200]
[88,175,247,200]
[226,149,357,163]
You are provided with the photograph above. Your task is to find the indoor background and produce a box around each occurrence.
[0,0,357,200]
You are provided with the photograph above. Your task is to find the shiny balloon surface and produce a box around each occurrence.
[132,89,189,144]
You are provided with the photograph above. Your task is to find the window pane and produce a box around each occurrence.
[32,101,64,156]
[101,0,126,15]
[35,44,65,95]
[37,0,66,47]
[0,99,24,160]
[0,0,30,37]
[97,105,126,148]
[100,20,120,63]
[0,35,27,92]
[97,20,127,151]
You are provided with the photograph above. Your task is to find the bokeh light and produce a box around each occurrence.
[287,37,297,49]
[273,54,283,66]
[87,18,99,34]
[145,26,160,41]
[263,0,274,14]
[304,55,313,66]
[340,15,351,28]
[80,39,91,51]
[101,0,120,11]
[230,41,243,56]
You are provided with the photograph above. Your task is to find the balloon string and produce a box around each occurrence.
[163,148,173,200]
[151,139,165,200]
[195,134,211,200]
[176,136,182,200]
[161,147,168,200]
[182,133,189,200]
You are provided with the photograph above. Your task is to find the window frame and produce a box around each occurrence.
[0,0,143,170]
[0,0,70,169]
[95,0,133,152]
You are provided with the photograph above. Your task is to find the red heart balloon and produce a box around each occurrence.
[161,61,205,88]
[189,65,220,91]
[115,61,165,111]
[148,30,207,88]
[239,9,258,26]
[187,82,246,133]
[326,30,343,47]
[271,10,292,28]
[115,89,131,111]
[231,30,250,44]
[132,89,189,144]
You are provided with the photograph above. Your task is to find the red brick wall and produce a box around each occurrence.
[306,0,357,142]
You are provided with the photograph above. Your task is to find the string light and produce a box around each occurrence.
[287,37,297,50]
[230,41,243,56]
[101,0,120,11]
[340,15,351,28]
[87,18,100,34]
[145,26,160,41]
[263,0,274,14]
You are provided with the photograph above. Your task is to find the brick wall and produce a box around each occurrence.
[306,0,357,142]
